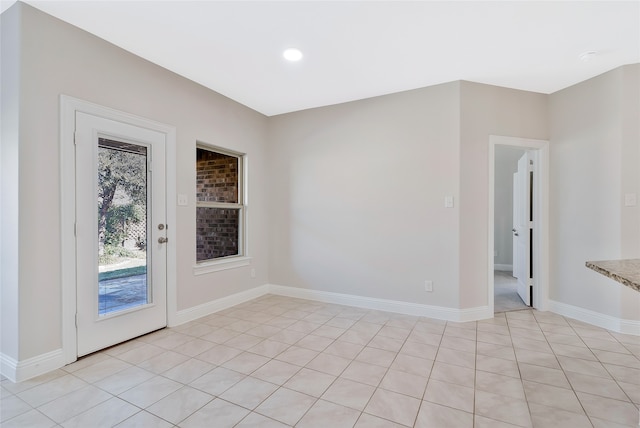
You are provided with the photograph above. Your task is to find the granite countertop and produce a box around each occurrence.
[586,259,640,292]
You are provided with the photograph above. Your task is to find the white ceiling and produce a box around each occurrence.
[5,1,640,116]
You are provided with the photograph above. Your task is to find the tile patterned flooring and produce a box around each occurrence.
[494,271,529,313]
[2,294,640,427]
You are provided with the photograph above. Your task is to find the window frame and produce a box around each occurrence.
[193,143,250,275]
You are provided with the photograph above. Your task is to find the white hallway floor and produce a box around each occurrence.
[2,294,640,428]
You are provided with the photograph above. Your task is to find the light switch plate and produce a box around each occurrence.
[624,193,637,207]
[444,196,454,208]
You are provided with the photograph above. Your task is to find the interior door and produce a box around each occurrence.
[75,111,167,356]
[512,172,520,281]
[514,152,533,306]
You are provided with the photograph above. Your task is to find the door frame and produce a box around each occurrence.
[488,135,549,314]
[60,95,177,364]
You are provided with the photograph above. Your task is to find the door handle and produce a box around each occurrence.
[512,228,517,232]
[513,232,519,236]
[158,237,168,244]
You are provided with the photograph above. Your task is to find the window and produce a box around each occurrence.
[196,145,245,263]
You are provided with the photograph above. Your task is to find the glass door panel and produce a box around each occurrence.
[97,138,149,315]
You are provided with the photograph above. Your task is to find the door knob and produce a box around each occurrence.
[513,232,519,236]
[158,237,168,244]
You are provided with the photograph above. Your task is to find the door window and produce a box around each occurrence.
[98,138,149,315]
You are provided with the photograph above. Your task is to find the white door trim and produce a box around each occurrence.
[60,95,177,364]
[488,135,549,315]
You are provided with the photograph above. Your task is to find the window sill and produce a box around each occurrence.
[193,256,252,276]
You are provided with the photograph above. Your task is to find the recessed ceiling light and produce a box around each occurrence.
[579,51,598,62]
[283,48,303,62]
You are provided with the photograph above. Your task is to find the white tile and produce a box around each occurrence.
[379,368,428,398]
[94,366,155,395]
[415,401,473,428]
[38,385,112,424]
[162,358,214,384]
[118,375,182,408]
[189,366,246,396]
[145,385,213,424]
[2,370,66,395]
[522,380,583,414]
[255,387,316,425]
[423,379,474,413]
[577,391,640,426]
[284,368,336,397]
[71,356,132,383]
[179,398,249,428]
[251,359,301,385]
[61,397,138,428]
[528,402,590,428]
[219,377,279,410]
[321,378,375,411]
[114,411,173,428]
[355,413,404,428]
[474,390,532,427]
[364,388,421,427]
[0,409,56,428]
[475,371,525,400]
[17,374,87,407]
[296,399,361,428]
[236,411,291,427]
[341,360,387,387]
[0,395,33,422]
[137,350,190,374]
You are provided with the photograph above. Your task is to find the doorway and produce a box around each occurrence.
[493,146,529,312]
[488,135,549,315]
[61,96,177,363]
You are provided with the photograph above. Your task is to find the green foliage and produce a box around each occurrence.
[98,244,145,265]
[104,203,144,247]
[98,265,147,282]
[98,144,147,248]
[98,146,147,207]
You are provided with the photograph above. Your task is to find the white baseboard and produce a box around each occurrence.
[268,284,492,322]
[1,349,65,383]
[548,300,640,336]
[170,284,271,327]
[494,264,513,272]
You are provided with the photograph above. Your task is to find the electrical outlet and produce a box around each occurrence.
[424,280,433,292]
[251,268,256,278]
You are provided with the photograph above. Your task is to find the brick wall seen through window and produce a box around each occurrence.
[196,147,243,262]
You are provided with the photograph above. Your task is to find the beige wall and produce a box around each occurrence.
[5,3,270,361]
[459,82,548,308]
[1,4,21,362]
[268,83,462,307]
[550,64,640,320]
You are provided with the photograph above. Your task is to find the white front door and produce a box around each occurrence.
[75,111,167,356]
[514,152,533,306]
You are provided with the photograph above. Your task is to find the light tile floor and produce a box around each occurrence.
[494,271,529,313]
[2,295,640,427]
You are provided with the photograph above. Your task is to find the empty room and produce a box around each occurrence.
[1,1,639,427]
